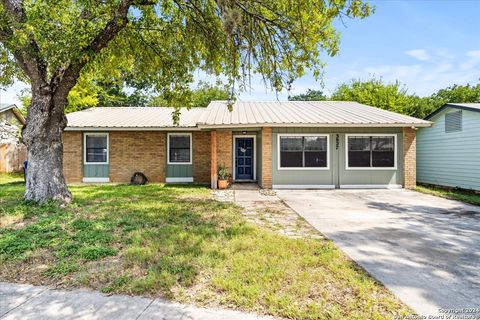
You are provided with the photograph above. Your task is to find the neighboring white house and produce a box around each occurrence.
[417,103,480,191]
[0,103,26,173]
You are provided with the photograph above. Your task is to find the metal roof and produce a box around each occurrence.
[425,103,480,120]
[0,103,25,125]
[65,102,431,130]
[66,107,204,130]
[0,103,17,114]
[198,101,431,128]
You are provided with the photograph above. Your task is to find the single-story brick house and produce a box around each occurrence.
[63,101,431,189]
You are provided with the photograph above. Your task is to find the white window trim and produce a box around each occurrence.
[83,132,109,165]
[340,184,402,189]
[167,132,192,165]
[273,184,335,189]
[232,135,257,181]
[277,133,330,171]
[166,177,194,183]
[345,133,397,170]
[82,177,110,183]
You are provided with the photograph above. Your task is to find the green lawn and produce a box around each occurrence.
[417,184,480,206]
[0,174,410,319]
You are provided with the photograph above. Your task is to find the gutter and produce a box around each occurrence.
[196,122,432,129]
[64,126,201,131]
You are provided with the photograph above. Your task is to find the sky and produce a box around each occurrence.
[1,0,479,105]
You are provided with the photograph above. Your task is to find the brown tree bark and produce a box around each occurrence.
[0,0,135,204]
[22,86,72,203]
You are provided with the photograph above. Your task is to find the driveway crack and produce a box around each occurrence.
[0,287,48,319]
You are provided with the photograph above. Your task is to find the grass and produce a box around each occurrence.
[417,184,480,206]
[0,174,410,319]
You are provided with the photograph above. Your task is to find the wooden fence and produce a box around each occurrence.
[0,143,27,173]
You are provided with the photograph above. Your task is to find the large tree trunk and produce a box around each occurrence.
[22,87,72,204]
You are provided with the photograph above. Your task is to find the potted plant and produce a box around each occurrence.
[218,166,229,189]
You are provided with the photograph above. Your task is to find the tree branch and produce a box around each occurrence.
[51,0,134,101]
[1,0,48,87]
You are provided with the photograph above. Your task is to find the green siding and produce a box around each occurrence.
[83,164,109,178]
[417,109,480,190]
[272,127,403,187]
[166,164,193,178]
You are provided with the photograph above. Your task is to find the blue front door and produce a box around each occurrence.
[235,138,254,180]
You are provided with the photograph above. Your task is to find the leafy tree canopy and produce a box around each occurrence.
[149,81,230,108]
[330,77,417,115]
[288,89,326,101]
[0,0,373,105]
[19,79,229,112]
[295,78,480,119]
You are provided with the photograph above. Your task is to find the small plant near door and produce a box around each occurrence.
[218,166,229,189]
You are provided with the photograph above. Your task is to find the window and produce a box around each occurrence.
[168,133,192,164]
[84,133,108,164]
[279,135,328,169]
[445,110,462,133]
[346,135,396,169]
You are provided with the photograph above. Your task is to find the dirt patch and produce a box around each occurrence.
[213,189,324,239]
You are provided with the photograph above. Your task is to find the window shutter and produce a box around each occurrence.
[445,110,462,133]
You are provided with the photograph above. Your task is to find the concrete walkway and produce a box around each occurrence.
[276,189,480,316]
[0,282,275,320]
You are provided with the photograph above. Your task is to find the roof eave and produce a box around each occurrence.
[425,103,480,120]
[0,104,25,125]
[197,122,432,129]
[64,126,200,131]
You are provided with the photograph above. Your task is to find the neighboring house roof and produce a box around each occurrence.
[66,107,205,130]
[65,101,431,130]
[0,103,25,125]
[425,103,480,120]
[199,101,431,128]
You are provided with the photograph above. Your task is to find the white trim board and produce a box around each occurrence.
[273,184,335,189]
[345,133,397,170]
[82,177,110,183]
[83,132,109,165]
[167,132,193,165]
[277,133,330,171]
[166,177,194,183]
[340,184,402,189]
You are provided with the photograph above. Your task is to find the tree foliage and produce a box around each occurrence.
[317,78,480,119]
[288,89,326,101]
[330,77,418,115]
[0,0,373,100]
[149,81,230,108]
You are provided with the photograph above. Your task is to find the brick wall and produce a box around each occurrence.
[192,131,211,184]
[403,127,416,189]
[217,131,232,178]
[110,131,166,183]
[62,131,83,183]
[260,127,272,188]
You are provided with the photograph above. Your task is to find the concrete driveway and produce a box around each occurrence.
[276,189,480,316]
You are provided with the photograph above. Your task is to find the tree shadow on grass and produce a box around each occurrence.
[0,182,251,299]
[322,199,480,313]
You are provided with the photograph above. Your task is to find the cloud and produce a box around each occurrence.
[338,49,480,96]
[460,50,480,70]
[406,49,431,61]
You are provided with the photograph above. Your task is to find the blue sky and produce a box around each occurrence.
[1,0,479,105]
